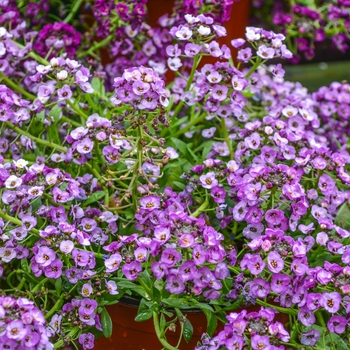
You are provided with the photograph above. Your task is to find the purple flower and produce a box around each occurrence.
[175,26,192,40]
[321,292,341,313]
[267,251,284,273]
[301,329,320,346]
[251,335,270,350]
[199,172,218,189]
[105,253,122,273]
[257,45,275,59]
[77,138,94,154]
[210,186,226,204]
[79,333,95,350]
[140,195,160,209]
[106,280,119,295]
[271,273,290,293]
[57,85,72,100]
[246,254,265,275]
[165,274,185,294]
[250,278,270,298]
[6,320,26,340]
[35,246,56,267]
[318,174,336,195]
[298,306,315,327]
[122,261,142,280]
[81,283,93,297]
[327,315,347,334]
[184,43,202,57]
[161,248,182,267]
[44,259,63,278]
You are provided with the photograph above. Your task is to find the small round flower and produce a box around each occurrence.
[5,175,22,189]
[250,278,270,298]
[327,315,347,334]
[321,292,341,313]
[301,329,320,346]
[267,251,284,273]
[79,333,95,350]
[298,306,315,327]
[199,172,218,189]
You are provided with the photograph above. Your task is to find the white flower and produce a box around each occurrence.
[13,159,28,169]
[36,64,52,74]
[5,175,22,189]
[56,70,68,80]
[198,25,211,36]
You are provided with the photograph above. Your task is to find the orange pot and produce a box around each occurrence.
[94,297,289,350]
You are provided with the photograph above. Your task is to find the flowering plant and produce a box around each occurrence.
[0,1,350,350]
[251,0,350,62]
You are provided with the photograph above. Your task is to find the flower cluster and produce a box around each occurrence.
[0,296,53,349]
[34,22,82,59]
[196,307,289,350]
[251,0,350,61]
[1,1,350,349]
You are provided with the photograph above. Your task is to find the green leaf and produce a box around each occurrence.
[186,144,198,162]
[335,203,350,228]
[202,141,214,158]
[313,325,348,350]
[183,318,193,343]
[171,137,188,155]
[116,280,150,299]
[83,191,106,206]
[21,258,29,273]
[202,309,217,337]
[173,181,186,190]
[162,298,191,309]
[139,270,152,289]
[49,105,62,124]
[221,296,244,311]
[91,77,105,96]
[36,110,45,122]
[135,298,153,322]
[175,308,193,343]
[101,308,113,338]
[55,278,62,295]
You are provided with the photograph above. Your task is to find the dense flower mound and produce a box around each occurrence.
[0,296,53,349]
[251,0,350,61]
[34,22,81,59]
[196,307,289,349]
[1,0,350,349]
[102,189,235,300]
[312,81,350,151]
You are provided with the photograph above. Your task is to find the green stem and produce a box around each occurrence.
[45,295,65,320]
[255,299,297,315]
[78,34,114,58]
[221,118,233,159]
[64,0,84,23]
[315,310,326,327]
[84,162,106,185]
[174,112,207,137]
[191,201,209,218]
[31,277,49,293]
[4,121,67,152]
[153,312,178,350]
[172,55,201,120]
[66,100,89,120]
[245,57,262,79]
[0,72,36,100]
[0,211,39,235]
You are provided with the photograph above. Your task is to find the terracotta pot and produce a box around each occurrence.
[94,296,210,350]
[94,296,289,350]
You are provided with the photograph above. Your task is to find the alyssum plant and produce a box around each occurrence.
[0,1,350,349]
